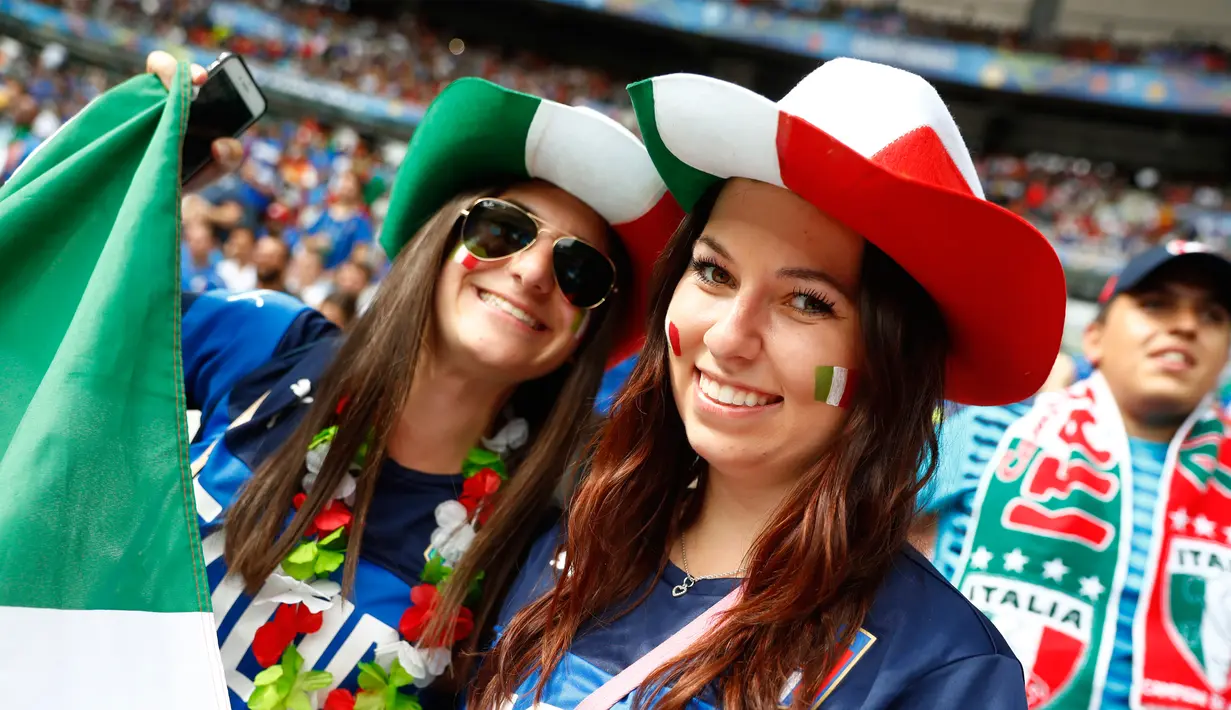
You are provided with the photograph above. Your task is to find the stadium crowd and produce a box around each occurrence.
[733,0,1231,74]
[4,0,1231,329]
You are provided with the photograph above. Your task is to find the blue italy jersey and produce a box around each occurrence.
[183,289,481,709]
[922,402,1169,710]
[489,525,1027,709]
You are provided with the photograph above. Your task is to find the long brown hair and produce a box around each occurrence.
[224,184,631,681]
[471,183,951,709]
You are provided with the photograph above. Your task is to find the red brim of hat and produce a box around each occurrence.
[609,195,686,368]
[778,116,1066,405]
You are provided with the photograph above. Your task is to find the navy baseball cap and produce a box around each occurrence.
[1098,240,1231,310]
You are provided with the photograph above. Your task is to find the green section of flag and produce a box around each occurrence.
[627,78,720,213]
[1170,573,1207,669]
[0,66,209,612]
[814,366,835,403]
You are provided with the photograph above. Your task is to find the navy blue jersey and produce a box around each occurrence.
[183,289,478,709]
[489,525,1029,709]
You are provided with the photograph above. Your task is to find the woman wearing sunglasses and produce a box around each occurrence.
[170,53,683,710]
[466,59,1067,709]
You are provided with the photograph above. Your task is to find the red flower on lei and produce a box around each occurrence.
[399,584,474,647]
[459,467,502,524]
[292,493,353,536]
[252,603,323,667]
[323,689,355,710]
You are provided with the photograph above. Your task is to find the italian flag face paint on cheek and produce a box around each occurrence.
[451,242,480,270]
[815,366,858,408]
[667,321,681,356]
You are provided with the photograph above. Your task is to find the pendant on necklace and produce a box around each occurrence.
[672,574,697,597]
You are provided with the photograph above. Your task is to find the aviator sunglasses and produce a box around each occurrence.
[457,197,618,310]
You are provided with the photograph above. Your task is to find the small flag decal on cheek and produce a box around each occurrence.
[667,321,682,356]
[451,243,480,270]
[815,366,858,408]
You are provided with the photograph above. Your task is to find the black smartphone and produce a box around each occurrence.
[181,53,268,186]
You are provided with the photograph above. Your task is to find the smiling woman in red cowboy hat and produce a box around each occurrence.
[467,58,1066,709]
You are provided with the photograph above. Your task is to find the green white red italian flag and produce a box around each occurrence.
[0,66,227,707]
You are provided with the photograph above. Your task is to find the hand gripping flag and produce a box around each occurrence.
[0,64,228,708]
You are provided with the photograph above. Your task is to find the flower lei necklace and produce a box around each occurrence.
[246,397,527,710]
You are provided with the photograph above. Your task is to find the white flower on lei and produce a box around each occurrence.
[251,566,342,614]
[303,440,358,504]
[430,500,476,564]
[481,417,528,456]
[375,641,452,688]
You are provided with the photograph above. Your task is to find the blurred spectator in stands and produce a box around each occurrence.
[182,217,226,294]
[288,246,332,308]
[216,226,258,292]
[334,258,376,314]
[319,291,358,330]
[298,170,373,269]
[252,235,291,292]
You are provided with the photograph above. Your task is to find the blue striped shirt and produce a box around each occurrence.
[923,404,1168,710]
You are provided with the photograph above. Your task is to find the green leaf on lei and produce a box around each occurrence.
[461,447,505,478]
[388,659,414,688]
[247,646,323,710]
[300,670,333,692]
[420,553,451,585]
[356,661,388,692]
[282,541,318,581]
[465,570,486,607]
[319,526,347,550]
[315,548,346,575]
[309,426,338,451]
[351,659,422,710]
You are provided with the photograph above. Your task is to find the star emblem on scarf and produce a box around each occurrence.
[1041,557,1070,582]
[1192,514,1216,538]
[1078,576,1105,601]
[1170,508,1190,532]
[1002,548,1029,573]
[970,546,993,570]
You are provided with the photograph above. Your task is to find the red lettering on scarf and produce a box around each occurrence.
[1058,409,1113,466]
[1003,499,1115,550]
[1023,454,1119,503]
[996,441,1039,482]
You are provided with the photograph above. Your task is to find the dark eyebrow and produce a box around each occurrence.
[777,267,856,302]
[696,235,855,302]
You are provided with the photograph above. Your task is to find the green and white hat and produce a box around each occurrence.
[628,58,1066,406]
[380,78,684,366]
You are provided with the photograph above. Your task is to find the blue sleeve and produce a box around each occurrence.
[888,654,1026,710]
[181,289,335,422]
[918,406,981,515]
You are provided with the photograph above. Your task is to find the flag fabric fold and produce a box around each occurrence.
[0,63,228,708]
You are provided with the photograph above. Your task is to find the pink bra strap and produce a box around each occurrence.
[574,586,743,710]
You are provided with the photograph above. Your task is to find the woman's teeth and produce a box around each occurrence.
[480,290,544,330]
[699,372,774,407]
[1159,351,1189,365]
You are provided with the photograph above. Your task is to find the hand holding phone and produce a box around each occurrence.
[180,53,268,187]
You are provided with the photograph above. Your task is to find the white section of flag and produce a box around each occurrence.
[525,101,666,225]
[825,367,849,407]
[0,605,228,709]
[649,74,783,187]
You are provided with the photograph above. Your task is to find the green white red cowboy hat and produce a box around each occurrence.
[629,57,1066,406]
[381,78,684,367]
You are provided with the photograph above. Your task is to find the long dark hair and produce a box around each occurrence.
[471,183,950,709]
[224,184,632,682]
